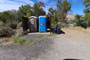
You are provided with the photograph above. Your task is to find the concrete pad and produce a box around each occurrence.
[28,32,50,35]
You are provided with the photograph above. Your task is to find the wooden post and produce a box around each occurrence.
[47,14,52,33]
[22,17,28,32]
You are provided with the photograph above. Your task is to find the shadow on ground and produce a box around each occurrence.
[64,59,82,60]
[60,29,65,34]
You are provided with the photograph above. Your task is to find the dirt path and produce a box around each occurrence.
[34,28,90,60]
[0,28,90,60]
[50,28,90,60]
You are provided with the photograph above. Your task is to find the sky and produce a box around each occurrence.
[0,0,85,15]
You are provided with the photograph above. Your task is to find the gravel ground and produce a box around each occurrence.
[0,28,90,60]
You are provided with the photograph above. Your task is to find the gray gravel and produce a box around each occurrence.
[0,29,90,60]
[0,35,53,60]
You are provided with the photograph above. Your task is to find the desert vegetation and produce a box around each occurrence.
[0,0,90,45]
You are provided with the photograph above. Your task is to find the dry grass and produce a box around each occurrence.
[63,26,84,31]
[0,37,13,45]
[0,37,12,41]
[61,26,90,39]
[62,26,90,34]
[85,28,90,33]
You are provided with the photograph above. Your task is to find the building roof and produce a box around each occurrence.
[39,16,46,18]
[28,16,37,19]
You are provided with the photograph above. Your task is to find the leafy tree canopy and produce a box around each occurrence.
[83,0,90,22]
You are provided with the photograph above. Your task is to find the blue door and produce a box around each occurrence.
[39,16,47,32]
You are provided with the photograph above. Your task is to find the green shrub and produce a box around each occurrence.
[0,21,4,28]
[37,34,43,38]
[10,23,17,29]
[0,27,14,37]
[72,20,87,28]
[49,32,56,36]
[16,22,24,37]
[59,22,68,28]
[13,37,33,46]
[37,34,44,42]
[0,21,14,37]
